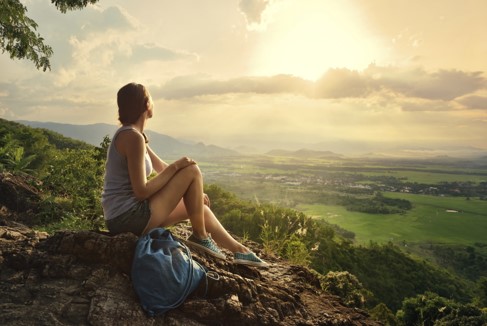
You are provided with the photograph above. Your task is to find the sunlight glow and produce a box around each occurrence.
[250,0,386,80]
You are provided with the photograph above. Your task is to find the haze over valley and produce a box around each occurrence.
[17,120,487,160]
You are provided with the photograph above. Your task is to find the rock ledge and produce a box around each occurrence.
[0,217,380,325]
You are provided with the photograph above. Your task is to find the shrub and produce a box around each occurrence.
[369,303,398,326]
[397,292,487,326]
[284,234,311,266]
[321,271,369,308]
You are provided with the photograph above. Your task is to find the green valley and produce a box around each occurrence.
[199,153,487,248]
[298,193,487,246]
[2,118,487,324]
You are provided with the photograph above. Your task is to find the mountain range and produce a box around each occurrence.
[17,120,239,160]
[265,148,344,159]
[16,120,487,161]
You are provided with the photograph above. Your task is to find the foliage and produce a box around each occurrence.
[206,182,471,311]
[475,277,487,308]
[259,219,311,266]
[397,292,487,326]
[0,0,99,70]
[260,218,284,254]
[0,119,105,230]
[205,183,325,265]
[0,0,53,70]
[0,118,95,173]
[321,271,370,308]
[0,119,58,176]
[340,192,412,214]
[41,147,104,223]
[425,243,487,282]
[208,181,474,310]
[312,240,471,311]
[37,211,95,234]
[1,146,36,174]
[50,0,100,13]
[369,303,398,326]
[37,127,93,150]
[0,132,36,174]
[284,234,312,266]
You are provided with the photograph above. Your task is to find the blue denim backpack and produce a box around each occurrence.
[131,227,206,316]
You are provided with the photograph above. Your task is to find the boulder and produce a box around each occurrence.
[0,218,381,325]
[0,172,41,215]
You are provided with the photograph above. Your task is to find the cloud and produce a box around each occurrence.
[314,66,486,100]
[81,6,136,32]
[25,3,137,67]
[125,44,198,63]
[30,2,195,71]
[23,3,199,90]
[457,95,487,110]
[150,65,487,109]
[0,80,103,116]
[399,99,457,112]
[366,66,486,100]
[315,69,370,98]
[153,74,313,99]
[0,82,26,112]
[0,3,203,123]
[0,107,16,119]
[416,70,485,100]
[238,0,272,29]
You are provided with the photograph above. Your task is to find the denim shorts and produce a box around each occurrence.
[106,200,151,236]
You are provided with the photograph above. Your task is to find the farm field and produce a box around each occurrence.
[202,154,487,248]
[357,169,487,184]
[297,193,487,246]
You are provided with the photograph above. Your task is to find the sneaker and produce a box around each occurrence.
[187,234,226,260]
[233,252,269,268]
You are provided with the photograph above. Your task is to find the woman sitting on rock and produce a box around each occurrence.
[101,82,267,267]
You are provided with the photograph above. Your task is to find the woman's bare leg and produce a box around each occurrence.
[202,206,249,253]
[143,164,207,238]
[143,163,250,253]
[165,199,250,254]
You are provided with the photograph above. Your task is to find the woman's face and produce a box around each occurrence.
[146,94,154,119]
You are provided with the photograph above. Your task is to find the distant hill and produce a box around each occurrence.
[266,148,343,159]
[17,121,117,147]
[17,120,239,159]
[1,118,92,150]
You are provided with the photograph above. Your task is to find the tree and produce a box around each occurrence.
[42,147,104,219]
[397,292,487,326]
[0,0,99,71]
[321,271,371,308]
[477,277,487,307]
[369,303,398,326]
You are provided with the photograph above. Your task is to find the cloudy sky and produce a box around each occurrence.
[1,0,487,155]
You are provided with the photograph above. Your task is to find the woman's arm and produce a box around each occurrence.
[117,130,194,201]
[148,141,212,206]
[147,145,167,173]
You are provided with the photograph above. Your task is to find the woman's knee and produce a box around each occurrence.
[181,163,202,179]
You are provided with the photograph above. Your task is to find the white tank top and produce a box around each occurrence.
[101,126,153,220]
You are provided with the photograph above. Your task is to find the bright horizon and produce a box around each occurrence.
[1,0,487,155]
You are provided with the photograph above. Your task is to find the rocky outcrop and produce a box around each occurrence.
[0,216,381,325]
[0,172,41,214]
[0,172,380,325]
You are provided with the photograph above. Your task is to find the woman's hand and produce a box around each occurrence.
[203,193,210,207]
[173,157,196,171]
